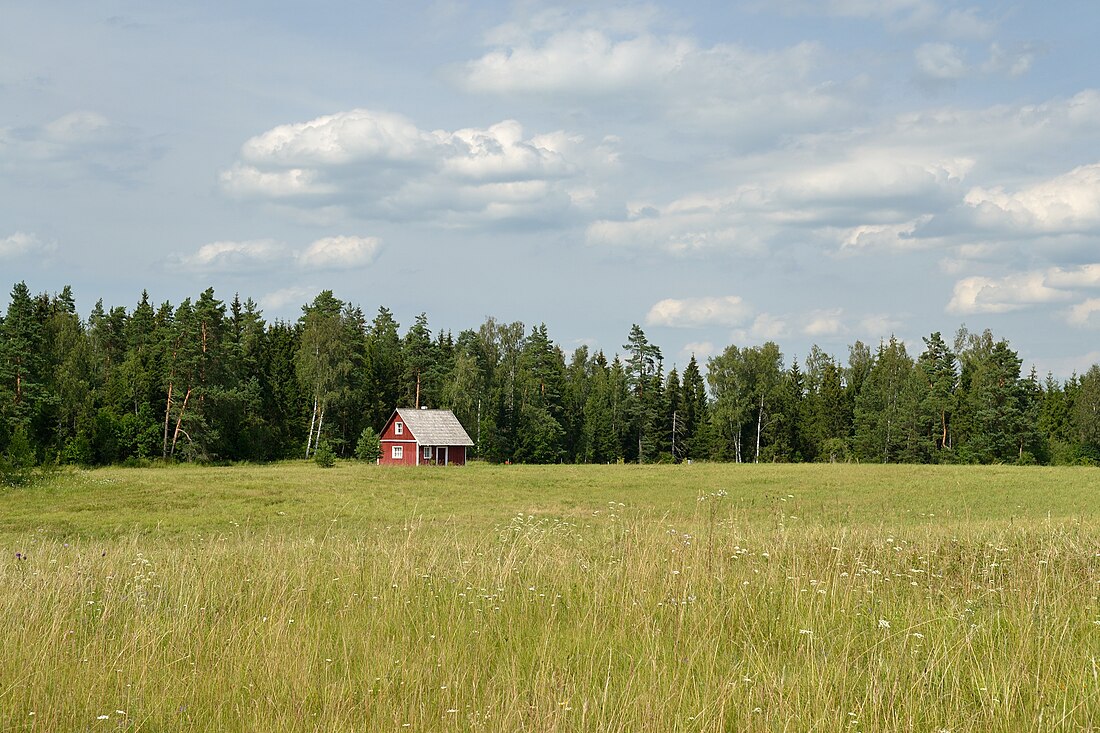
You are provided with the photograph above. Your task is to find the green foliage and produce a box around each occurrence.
[354,427,381,462]
[313,441,336,468]
[0,426,37,487]
[853,337,923,463]
[3,282,1100,468]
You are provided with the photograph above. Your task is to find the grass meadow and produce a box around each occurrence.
[1,462,1098,731]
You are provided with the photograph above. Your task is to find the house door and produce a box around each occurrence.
[435,446,448,465]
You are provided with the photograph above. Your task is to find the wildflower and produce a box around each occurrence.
[799,629,813,636]
[878,619,890,630]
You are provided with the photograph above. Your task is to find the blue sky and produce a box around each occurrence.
[3,1,1099,376]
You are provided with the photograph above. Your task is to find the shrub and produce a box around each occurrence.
[355,427,381,462]
[314,442,336,468]
[1,427,38,487]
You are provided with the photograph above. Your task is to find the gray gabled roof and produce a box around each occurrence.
[394,408,474,446]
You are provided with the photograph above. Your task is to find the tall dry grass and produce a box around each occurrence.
[3,487,1098,731]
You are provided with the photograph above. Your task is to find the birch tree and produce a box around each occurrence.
[296,291,352,458]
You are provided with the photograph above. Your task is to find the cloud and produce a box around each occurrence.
[296,236,380,270]
[947,273,1073,314]
[746,313,790,341]
[680,341,716,363]
[731,313,791,344]
[0,111,155,182]
[914,42,968,84]
[586,192,763,255]
[803,308,847,336]
[839,217,930,253]
[177,236,382,273]
[179,240,291,272]
[982,42,1037,78]
[859,313,904,339]
[0,231,52,259]
[238,109,436,167]
[222,110,606,227]
[588,150,968,255]
[219,165,328,199]
[260,286,318,312]
[962,163,1100,236]
[770,0,994,39]
[589,91,1100,261]
[1047,264,1100,289]
[1067,298,1100,327]
[947,263,1100,316]
[461,30,694,95]
[645,296,751,328]
[457,20,859,144]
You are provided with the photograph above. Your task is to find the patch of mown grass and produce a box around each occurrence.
[1,463,1098,542]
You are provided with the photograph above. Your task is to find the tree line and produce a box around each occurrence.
[1,282,1099,471]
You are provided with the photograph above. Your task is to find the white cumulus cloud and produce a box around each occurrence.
[179,240,291,272]
[458,19,859,144]
[178,236,382,273]
[963,163,1100,235]
[297,236,381,270]
[461,31,694,94]
[646,296,751,328]
[803,309,847,336]
[680,341,717,363]
[947,273,1073,314]
[747,313,790,341]
[0,231,49,259]
[222,109,600,227]
[260,286,318,312]
[1067,298,1100,327]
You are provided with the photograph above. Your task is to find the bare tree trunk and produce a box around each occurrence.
[755,395,764,464]
[163,382,174,458]
[306,396,318,458]
[170,388,192,458]
[314,403,326,455]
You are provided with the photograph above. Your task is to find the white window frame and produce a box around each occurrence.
[392,445,403,460]
[423,445,432,460]
[395,422,404,436]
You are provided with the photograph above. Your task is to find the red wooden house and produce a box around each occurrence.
[378,408,474,466]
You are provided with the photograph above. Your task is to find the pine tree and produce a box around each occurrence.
[621,324,662,462]
[364,307,403,429]
[1073,364,1100,461]
[917,332,956,456]
[679,355,710,461]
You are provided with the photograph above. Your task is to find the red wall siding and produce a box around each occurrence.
[379,411,418,465]
[380,440,418,465]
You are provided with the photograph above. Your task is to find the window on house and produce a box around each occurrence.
[392,445,403,460]
[423,446,431,459]
[395,422,404,435]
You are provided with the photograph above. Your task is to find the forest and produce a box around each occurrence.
[1,281,1099,471]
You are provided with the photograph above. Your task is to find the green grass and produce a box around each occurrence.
[2,463,1098,731]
